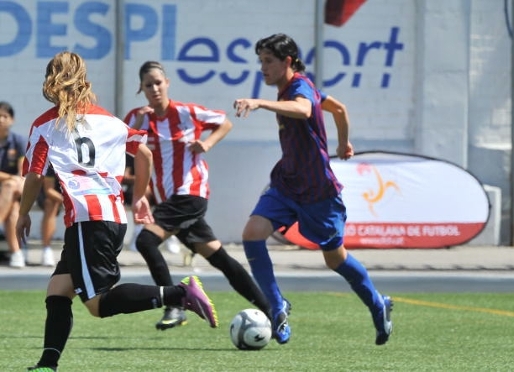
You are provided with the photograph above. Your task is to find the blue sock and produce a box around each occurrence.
[243,240,283,315]
[334,253,382,312]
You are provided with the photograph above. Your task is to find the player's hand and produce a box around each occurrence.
[137,106,154,118]
[132,197,155,225]
[16,214,31,246]
[337,142,354,160]
[233,99,259,118]
[188,139,211,154]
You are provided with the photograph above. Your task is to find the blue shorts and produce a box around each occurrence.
[251,187,346,251]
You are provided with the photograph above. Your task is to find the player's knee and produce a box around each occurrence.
[45,295,72,315]
[1,178,16,189]
[242,216,273,241]
[194,241,220,258]
[242,224,265,241]
[135,228,163,253]
[205,246,228,267]
[323,245,346,270]
[84,296,101,317]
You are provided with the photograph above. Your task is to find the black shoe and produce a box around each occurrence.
[155,306,187,330]
[27,365,57,371]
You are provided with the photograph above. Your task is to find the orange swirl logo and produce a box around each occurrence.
[357,163,401,216]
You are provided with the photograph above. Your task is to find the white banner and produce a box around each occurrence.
[276,151,490,249]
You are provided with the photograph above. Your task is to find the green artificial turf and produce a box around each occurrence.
[1,290,513,371]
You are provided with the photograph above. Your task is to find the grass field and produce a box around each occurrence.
[1,290,513,371]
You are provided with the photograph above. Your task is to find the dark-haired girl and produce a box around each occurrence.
[234,33,393,345]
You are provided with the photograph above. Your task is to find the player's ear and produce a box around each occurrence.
[285,55,292,67]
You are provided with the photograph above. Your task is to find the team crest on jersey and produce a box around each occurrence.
[68,179,80,190]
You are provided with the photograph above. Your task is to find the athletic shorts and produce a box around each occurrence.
[251,187,346,251]
[152,194,217,252]
[36,189,62,215]
[53,221,127,302]
[35,189,46,210]
[36,169,62,214]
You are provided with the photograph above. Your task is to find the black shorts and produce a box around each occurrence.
[53,221,127,302]
[36,189,46,210]
[36,189,62,216]
[36,171,62,214]
[152,195,217,252]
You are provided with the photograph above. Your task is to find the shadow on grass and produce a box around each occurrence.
[89,346,260,352]
[1,335,42,340]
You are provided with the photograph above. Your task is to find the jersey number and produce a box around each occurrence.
[73,131,95,167]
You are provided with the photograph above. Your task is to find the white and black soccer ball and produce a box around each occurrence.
[229,308,272,350]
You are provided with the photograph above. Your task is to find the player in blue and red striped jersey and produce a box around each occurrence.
[234,33,393,345]
[17,52,218,372]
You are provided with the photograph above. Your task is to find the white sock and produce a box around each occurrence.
[129,225,144,251]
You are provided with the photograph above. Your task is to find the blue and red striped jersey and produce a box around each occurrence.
[270,73,343,203]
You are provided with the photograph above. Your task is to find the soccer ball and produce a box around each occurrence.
[229,308,272,350]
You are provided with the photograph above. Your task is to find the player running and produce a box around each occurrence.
[18,52,218,372]
[234,33,393,345]
[124,61,272,330]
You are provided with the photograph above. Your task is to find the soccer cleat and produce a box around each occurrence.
[283,297,292,315]
[155,306,187,330]
[373,295,393,346]
[272,309,291,344]
[27,365,57,371]
[179,276,219,328]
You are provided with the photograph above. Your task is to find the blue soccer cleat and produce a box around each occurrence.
[283,297,292,315]
[272,311,291,344]
[373,294,393,345]
[272,297,292,344]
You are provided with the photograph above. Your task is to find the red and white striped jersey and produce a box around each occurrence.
[23,105,147,227]
[124,100,226,203]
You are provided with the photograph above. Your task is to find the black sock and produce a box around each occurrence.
[38,296,73,369]
[207,247,271,315]
[136,229,173,286]
[98,283,185,318]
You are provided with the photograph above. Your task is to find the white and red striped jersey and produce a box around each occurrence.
[124,100,226,203]
[23,105,147,227]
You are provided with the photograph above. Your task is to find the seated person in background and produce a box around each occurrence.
[0,101,27,268]
[35,166,61,267]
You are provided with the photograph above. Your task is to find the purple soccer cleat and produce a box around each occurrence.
[179,276,219,328]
